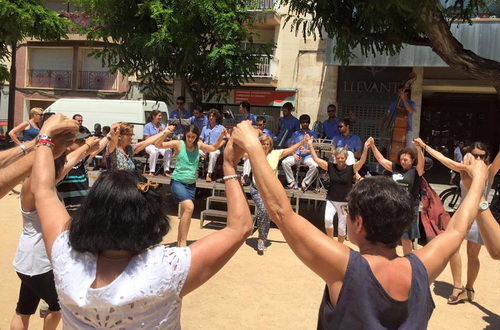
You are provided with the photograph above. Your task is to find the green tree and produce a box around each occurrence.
[282,0,500,95]
[0,0,68,137]
[76,0,274,105]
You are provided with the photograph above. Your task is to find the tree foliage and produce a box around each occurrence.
[0,0,68,83]
[282,0,500,92]
[75,0,274,104]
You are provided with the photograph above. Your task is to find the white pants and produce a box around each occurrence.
[325,200,348,236]
[282,155,318,185]
[199,149,221,174]
[242,158,251,177]
[145,145,172,173]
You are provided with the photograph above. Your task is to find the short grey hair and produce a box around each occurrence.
[333,147,348,157]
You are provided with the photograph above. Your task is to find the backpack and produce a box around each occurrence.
[420,177,451,240]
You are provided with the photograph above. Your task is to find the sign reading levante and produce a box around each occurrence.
[234,89,296,106]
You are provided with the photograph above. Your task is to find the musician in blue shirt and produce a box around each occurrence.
[281,114,318,190]
[239,101,257,124]
[274,102,300,146]
[190,105,208,132]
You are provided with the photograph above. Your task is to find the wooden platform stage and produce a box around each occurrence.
[145,174,327,214]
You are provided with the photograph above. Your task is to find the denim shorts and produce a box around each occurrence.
[170,179,196,203]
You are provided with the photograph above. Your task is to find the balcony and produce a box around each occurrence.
[79,71,118,90]
[252,55,279,79]
[28,69,72,89]
[247,0,281,26]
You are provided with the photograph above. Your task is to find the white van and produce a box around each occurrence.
[44,98,169,140]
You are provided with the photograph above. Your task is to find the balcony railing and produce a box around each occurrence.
[79,71,118,90]
[28,69,72,88]
[247,0,278,11]
[252,55,279,79]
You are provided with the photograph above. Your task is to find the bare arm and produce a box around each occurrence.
[413,154,488,283]
[414,138,461,172]
[134,128,172,154]
[306,138,327,171]
[400,93,415,113]
[476,198,500,260]
[280,134,309,159]
[414,142,425,177]
[181,138,252,297]
[31,115,78,258]
[8,122,29,146]
[0,139,35,168]
[369,140,392,172]
[0,151,35,198]
[57,137,100,183]
[353,138,371,173]
[487,150,500,185]
[231,121,350,287]
[199,128,228,153]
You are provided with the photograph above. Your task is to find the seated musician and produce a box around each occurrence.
[169,96,192,138]
[199,109,227,182]
[281,114,318,190]
[383,85,416,147]
[332,119,362,165]
[322,104,341,139]
[274,102,300,147]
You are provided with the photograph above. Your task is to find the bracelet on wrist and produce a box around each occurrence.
[36,139,55,148]
[223,174,240,181]
[19,144,29,155]
[35,142,55,150]
[84,143,92,149]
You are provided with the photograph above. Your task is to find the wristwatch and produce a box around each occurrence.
[36,134,52,142]
[479,201,489,211]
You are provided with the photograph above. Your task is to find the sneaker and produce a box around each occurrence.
[206,174,212,182]
[257,239,267,252]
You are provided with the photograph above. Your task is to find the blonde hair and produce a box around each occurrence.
[259,134,274,151]
[29,107,43,119]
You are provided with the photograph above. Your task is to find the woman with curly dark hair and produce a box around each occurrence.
[369,140,425,255]
[30,117,252,328]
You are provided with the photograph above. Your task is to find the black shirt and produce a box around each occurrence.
[327,163,354,202]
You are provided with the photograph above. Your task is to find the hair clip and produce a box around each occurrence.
[137,180,160,193]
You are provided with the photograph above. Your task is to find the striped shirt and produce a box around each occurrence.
[56,158,89,216]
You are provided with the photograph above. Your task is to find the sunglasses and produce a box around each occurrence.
[327,110,336,113]
[338,125,345,128]
[471,153,486,160]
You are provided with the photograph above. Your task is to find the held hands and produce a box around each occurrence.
[413,138,425,148]
[231,120,260,151]
[109,123,120,140]
[39,113,79,137]
[458,153,488,191]
[364,137,374,149]
[85,136,100,153]
[223,137,245,170]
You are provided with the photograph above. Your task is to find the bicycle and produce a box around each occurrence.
[439,184,461,215]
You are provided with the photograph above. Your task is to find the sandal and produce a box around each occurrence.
[287,181,296,189]
[447,286,467,305]
[466,287,475,302]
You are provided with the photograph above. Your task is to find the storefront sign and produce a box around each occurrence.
[234,89,296,106]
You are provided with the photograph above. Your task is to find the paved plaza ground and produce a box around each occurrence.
[0,186,498,329]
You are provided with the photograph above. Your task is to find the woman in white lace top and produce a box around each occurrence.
[30,116,253,329]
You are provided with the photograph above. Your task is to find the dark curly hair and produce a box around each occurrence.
[69,170,169,255]
[347,176,413,248]
[397,147,418,166]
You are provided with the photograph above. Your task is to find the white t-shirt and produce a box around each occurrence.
[51,231,191,329]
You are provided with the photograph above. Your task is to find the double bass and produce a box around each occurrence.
[383,72,417,162]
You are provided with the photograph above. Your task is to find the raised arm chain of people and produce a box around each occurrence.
[1,110,500,328]
[231,120,490,328]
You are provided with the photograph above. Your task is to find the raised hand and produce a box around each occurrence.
[231,121,259,151]
[413,138,425,148]
[39,113,79,137]
[223,137,245,169]
[459,153,488,191]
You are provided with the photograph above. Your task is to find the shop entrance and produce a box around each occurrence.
[420,93,499,184]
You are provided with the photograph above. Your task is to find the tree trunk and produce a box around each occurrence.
[420,7,500,101]
[179,75,201,106]
[6,42,17,144]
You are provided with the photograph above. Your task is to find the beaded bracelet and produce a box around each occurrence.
[36,139,55,148]
[223,174,240,181]
[36,142,55,150]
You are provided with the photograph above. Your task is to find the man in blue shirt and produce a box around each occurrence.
[239,101,257,124]
[322,104,340,140]
[200,109,227,182]
[333,118,362,159]
[190,105,208,132]
[169,96,192,137]
[382,87,416,147]
[274,102,300,147]
[281,114,318,190]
